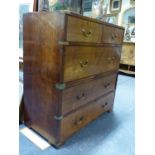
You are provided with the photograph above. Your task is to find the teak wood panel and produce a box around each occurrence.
[61,73,117,115]
[23,13,65,144]
[63,46,121,82]
[23,12,66,83]
[66,15,102,43]
[60,92,115,142]
[24,74,61,144]
[102,25,124,44]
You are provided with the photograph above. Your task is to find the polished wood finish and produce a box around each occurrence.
[67,16,102,43]
[60,92,115,141]
[23,12,124,147]
[23,12,65,144]
[63,46,121,82]
[62,73,117,115]
[102,25,124,44]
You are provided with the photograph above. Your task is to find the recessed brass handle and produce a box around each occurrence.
[80,60,88,68]
[105,102,108,106]
[107,57,112,61]
[74,116,84,125]
[104,82,110,88]
[107,57,115,63]
[111,33,117,40]
[81,29,92,38]
[111,34,115,40]
[76,93,85,100]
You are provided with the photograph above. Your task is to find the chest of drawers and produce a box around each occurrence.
[23,12,124,147]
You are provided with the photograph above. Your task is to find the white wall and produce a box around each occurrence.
[103,0,135,25]
[118,0,135,25]
[83,0,135,26]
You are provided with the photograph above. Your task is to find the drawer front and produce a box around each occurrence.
[62,73,116,115]
[66,16,102,43]
[60,92,115,142]
[63,46,121,82]
[102,25,124,44]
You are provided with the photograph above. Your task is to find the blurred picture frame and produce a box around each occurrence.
[102,13,118,25]
[38,0,83,14]
[110,0,122,13]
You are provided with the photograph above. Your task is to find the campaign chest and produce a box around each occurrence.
[23,12,124,147]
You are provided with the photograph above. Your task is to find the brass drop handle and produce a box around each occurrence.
[107,57,112,61]
[111,33,117,40]
[107,57,115,63]
[80,60,88,68]
[76,93,85,100]
[101,102,108,108]
[114,34,118,38]
[74,116,84,125]
[104,82,110,88]
[81,29,92,37]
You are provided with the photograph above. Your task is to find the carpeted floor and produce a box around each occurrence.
[19,74,135,155]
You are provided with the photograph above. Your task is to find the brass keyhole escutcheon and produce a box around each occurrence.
[81,29,92,38]
[80,60,89,68]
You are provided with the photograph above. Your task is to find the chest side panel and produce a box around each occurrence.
[23,12,65,144]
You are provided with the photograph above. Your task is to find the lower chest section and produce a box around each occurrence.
[60,92,115,142]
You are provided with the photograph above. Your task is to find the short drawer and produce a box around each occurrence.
[63,46,121,82]
[60,92,115,142]
[102,25,124,44]
[62,73,116,115]
[66,16,102,43]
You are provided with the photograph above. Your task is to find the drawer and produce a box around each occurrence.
[62,73,116,115]
[66,16,102,43]
[102,25,124,44]
[60,92,115,142]
[63,46,121,82]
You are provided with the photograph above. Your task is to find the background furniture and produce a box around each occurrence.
[120,41,135,74]
[122,7,135,42]
[23,12,124,147]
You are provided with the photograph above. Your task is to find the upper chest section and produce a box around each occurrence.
[65,14,124,44]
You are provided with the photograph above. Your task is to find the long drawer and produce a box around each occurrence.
[61,73,116,115]
[63,46,121,82]
[66,16,102,43]
[60,92,115,142]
